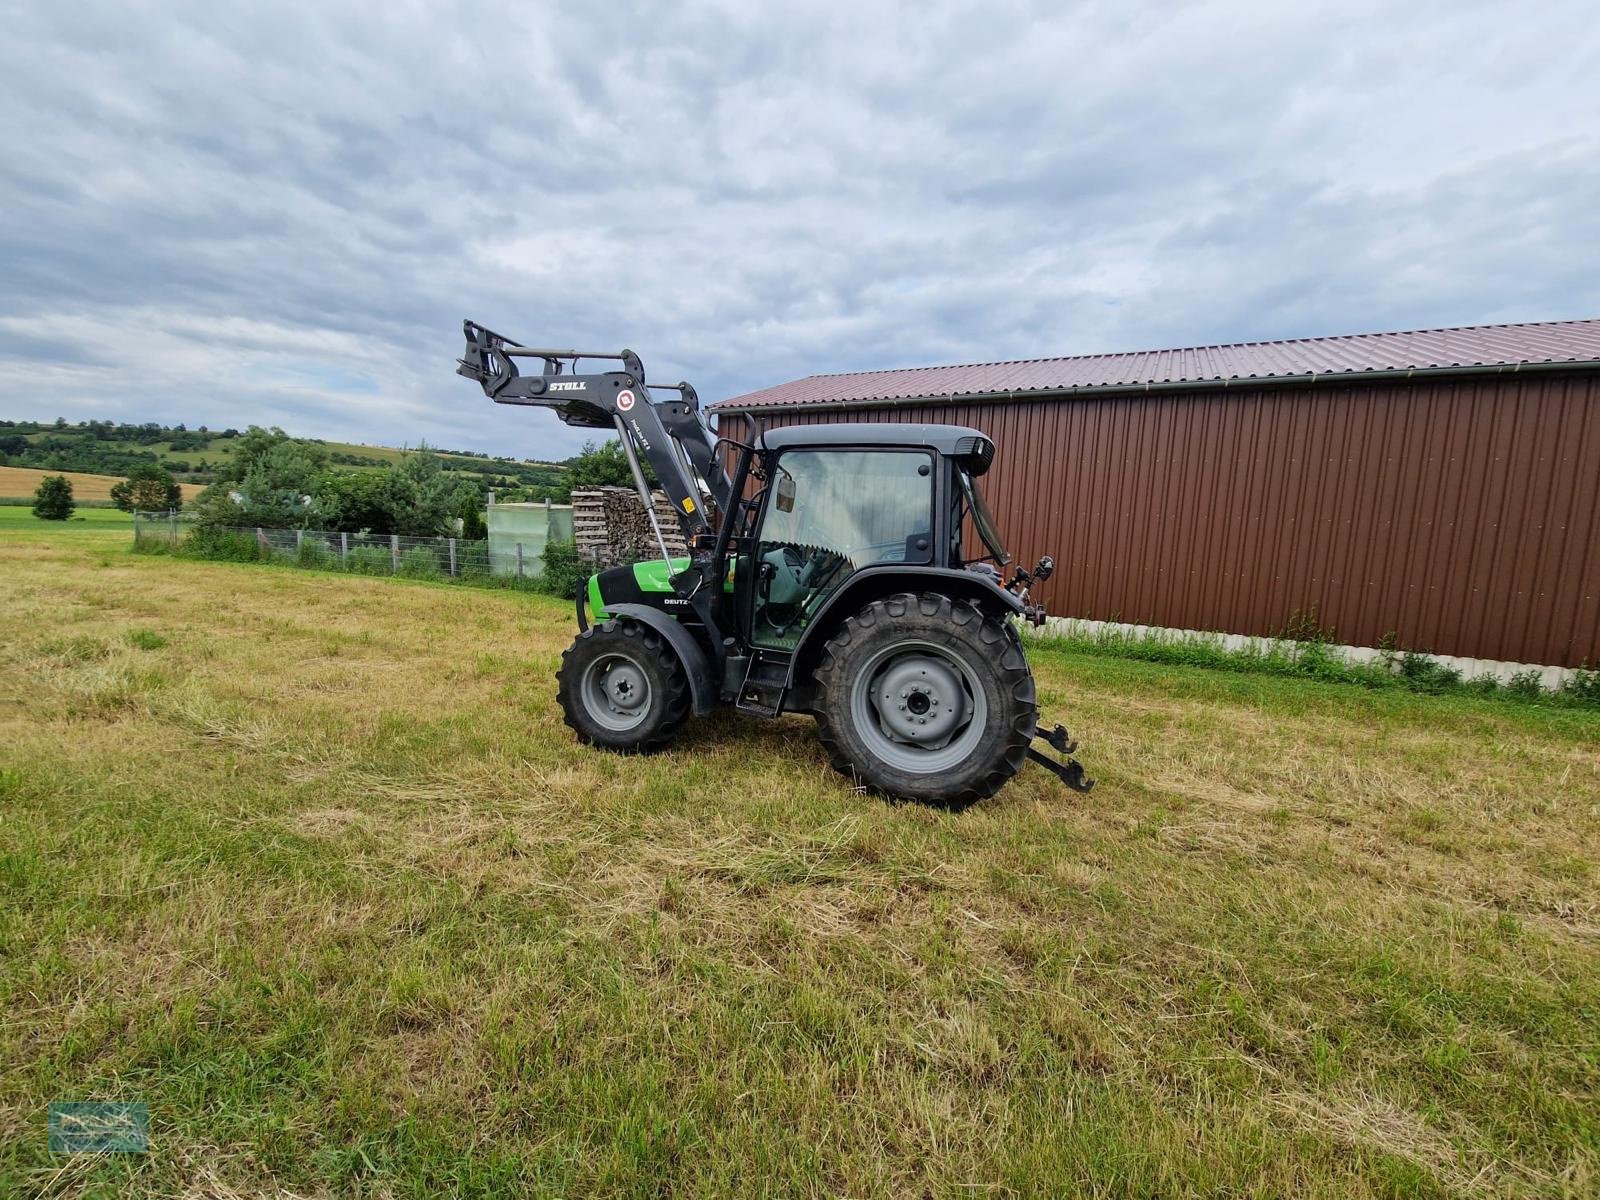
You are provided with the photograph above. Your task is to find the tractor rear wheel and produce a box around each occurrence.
[557,620,690,753]
[813,592,1036,806]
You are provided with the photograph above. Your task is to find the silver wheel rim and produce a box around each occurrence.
[848,639,987,774]
[581,652,653,732]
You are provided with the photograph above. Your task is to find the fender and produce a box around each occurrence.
[785,565,1025,691]
[605,603,717,717]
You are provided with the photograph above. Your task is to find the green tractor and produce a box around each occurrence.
[459,322,1091,806]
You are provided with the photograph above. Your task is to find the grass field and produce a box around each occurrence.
[0,465,203,504]
[0,505,135,530]
[1,524,1596,1197]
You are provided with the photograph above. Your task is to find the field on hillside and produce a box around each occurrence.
[1,526,1596,1197]
[0,465,203,503]
[8,428,562,478]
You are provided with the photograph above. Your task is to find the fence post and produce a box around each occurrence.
[448,537,457,577]
[516,541,524,579]
[168,509,177,544]
[340,531,348,565]
[295,529,303,554]
[390,534,400,572]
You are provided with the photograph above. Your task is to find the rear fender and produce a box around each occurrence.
[786,566,1024,691]
[604,603,717,717]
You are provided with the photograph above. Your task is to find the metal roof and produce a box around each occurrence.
[714,318,1600,412]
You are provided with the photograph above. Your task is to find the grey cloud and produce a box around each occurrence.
[1,0,1597,457]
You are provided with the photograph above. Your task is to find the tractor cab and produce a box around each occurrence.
[740,423,1008,652]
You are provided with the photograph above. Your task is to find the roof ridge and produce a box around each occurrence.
[786,317,1600,384]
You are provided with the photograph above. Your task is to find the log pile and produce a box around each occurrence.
[572,487,688,567]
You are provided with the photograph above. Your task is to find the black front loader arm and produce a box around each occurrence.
[459,320,739,677]
[457,320,733,542]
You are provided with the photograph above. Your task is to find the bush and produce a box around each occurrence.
[541,538,585,598]
[132,531,178,555]
[1397,651,1462,693]
[398,545,442,579]
[31,475,75,520]
[183,527,266,562]
[346,545,393,575]
[1505,669,1546,700]
[296,537,337,570]
[1560,667,1600,706]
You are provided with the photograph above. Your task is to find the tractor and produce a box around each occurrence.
[458,321,1092,806]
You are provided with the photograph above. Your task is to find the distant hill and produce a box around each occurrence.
[0,419,569,497]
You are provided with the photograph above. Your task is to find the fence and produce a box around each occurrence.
[132,511,555,581]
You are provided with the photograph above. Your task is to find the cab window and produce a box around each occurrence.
[751,449,933,649]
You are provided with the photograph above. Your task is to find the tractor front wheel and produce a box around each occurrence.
[557,620,690,753]
[813,593,1037,807]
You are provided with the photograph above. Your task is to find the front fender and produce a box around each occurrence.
[604,604,717,717]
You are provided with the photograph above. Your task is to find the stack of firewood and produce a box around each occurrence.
[572,487,688,567]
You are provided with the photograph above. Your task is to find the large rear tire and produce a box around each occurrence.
[813,592,1036,806]
[557,620,690,753]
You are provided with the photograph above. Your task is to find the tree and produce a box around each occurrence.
[194,426,330,530]
[216,426,328,490]
[32,475,75,520]
[314,470,410,534]
[110,462,182,512]
[567,439,651,489]
[391,446,485,536]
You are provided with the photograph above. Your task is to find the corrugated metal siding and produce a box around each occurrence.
[746,373,1600,668]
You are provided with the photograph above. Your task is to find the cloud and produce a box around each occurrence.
[2,0,1597,457]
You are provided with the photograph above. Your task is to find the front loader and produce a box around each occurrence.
[457,321,1092,805]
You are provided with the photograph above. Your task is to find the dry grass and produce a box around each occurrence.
[0,465,204,503]
[1,524,1596,1198]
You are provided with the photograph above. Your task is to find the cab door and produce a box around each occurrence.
[748,448,935,650]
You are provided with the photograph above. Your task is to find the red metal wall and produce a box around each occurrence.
[742,371,1600,667]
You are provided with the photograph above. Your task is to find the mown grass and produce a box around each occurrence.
[1,526,1596,1198]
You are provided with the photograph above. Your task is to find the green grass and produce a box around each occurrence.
[1,527,1596,1197]
[0,505,134,530]
[1025,624,1599,709]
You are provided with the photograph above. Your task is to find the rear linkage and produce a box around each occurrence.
[1029,723,1094,793]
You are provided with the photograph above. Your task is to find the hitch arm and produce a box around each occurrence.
[1028,723,1095,793]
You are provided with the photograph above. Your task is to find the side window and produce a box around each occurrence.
[751,449,933,649]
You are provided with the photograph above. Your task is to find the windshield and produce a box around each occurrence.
[959,469,1009,565]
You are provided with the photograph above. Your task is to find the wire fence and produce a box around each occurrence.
[132,511,551,581]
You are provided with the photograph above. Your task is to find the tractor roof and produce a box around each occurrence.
[757,422,990,457]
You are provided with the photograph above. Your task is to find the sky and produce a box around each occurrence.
[2,1,1598,460]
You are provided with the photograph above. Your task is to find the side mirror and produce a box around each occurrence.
[775,468,796,513]
[1033,555,1054,582]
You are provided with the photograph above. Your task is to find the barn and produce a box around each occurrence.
[712,319,1600,672]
